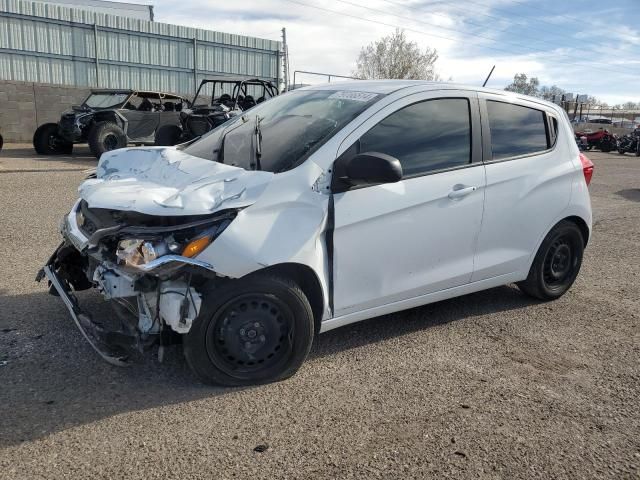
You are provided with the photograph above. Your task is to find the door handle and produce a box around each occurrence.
[448,185,477,200]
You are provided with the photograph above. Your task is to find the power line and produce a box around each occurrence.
[498,0,640,43]
[301,0,639,78]
[331,0,640,76]
[378,0,608,48]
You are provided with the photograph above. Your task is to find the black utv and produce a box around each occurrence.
[33,90,189,158]
[155,77,278,146]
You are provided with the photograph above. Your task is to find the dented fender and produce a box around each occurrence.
[197,159,331,318]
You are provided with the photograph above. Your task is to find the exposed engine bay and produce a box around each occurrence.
[37,199,237,364]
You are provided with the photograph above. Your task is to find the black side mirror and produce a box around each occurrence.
[332,151,403,193]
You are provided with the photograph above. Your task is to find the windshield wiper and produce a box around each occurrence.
[253,115,263,171]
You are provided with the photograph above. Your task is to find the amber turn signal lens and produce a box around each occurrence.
[182,235,212,258]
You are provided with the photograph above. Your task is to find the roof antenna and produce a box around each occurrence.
[482,65,496,87]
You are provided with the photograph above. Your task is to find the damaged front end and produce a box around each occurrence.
[37,198,236,365]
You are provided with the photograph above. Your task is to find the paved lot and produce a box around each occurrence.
[0,145,638,479]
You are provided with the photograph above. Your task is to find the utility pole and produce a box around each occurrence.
[281,27,289,92]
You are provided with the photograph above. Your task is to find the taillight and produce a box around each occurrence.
[579,153,594,186]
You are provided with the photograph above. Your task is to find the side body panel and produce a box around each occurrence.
[331,91,486,316]
[471,93,577,282]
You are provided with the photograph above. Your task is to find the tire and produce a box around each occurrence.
[33,123,73,155]
[155,124,182,146]
[600,141,611,153]
[636,142,640,157]
[618,149,625,155]
[88,121,127,159]
[517,220,584,301]
[184,273,315,386]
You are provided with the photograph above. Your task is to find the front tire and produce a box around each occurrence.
[88,121,127,158]
[33,123,72,155]
[517,221,584,301]
[184,274,314,386]
[155,124,182,146]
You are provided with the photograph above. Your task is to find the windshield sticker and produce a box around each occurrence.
[328,91,379,102]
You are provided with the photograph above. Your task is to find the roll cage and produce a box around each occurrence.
[81,90,189,112]
[191,77,279,110]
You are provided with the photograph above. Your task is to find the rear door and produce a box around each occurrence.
[472,94,572,281]
[332,90,486,316]
[120,93,160,141]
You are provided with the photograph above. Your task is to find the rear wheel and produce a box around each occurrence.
[33,123,73,155]
[155,124,183,146]
[88,121,127,158]
[184,274,314,386]
[517,221,584,301]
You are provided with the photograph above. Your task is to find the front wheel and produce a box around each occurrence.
[88,121,127,158]
[517,221,584,301]
[155,124,182,146]
[33,123,72,155]
[183,274,315,386]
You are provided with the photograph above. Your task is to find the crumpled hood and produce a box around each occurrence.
[79,147,274,216]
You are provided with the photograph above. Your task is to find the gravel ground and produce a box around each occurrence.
[0,145,638,479]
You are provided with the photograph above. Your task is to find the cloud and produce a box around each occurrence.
[152,0,640,104]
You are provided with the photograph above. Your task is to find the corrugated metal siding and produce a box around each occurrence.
[0,0,281,95]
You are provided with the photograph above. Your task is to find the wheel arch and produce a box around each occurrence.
[92,111,126,131]
[247,262,325,335]
[564,215,590,247]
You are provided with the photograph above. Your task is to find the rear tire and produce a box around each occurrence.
[155,124,182,146]
[88,121,127,159]
[33,123,72,155]
[517,221,584,301]
[183,273,314,386]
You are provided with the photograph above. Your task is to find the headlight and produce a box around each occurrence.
[117,239,169,268]
[115,220,231,269]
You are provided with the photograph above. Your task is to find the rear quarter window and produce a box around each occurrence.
[487,101,551,160]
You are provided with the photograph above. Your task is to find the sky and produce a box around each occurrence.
[152,0,640,105]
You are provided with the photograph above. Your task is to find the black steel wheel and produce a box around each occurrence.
[184,274,314,386]
[517,220,584,300]
[206,294,294,378]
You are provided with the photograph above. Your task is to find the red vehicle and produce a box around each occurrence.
[574,129,616,152]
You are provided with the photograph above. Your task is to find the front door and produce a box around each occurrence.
[332,92,486,316]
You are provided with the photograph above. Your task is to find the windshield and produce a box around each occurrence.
[84,93,130,109]
[181,89,381,173]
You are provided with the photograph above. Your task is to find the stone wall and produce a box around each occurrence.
[0,80,91,143]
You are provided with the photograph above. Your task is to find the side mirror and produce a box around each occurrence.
[332,151,403,193]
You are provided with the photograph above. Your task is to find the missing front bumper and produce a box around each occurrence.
[42,265,130,367]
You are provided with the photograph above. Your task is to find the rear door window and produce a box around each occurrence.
[487,101,549,160]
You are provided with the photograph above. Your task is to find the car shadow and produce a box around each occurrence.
[0,145,95,159]
[0,284,534,447]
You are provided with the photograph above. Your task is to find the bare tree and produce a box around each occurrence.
[353,29,440,80]
[504,73,540,96]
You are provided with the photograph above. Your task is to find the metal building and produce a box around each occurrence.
[40,0,154,21]
[0,0,282,95]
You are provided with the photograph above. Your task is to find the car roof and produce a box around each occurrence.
[298,80,560,110]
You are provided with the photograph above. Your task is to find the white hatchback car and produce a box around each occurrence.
[39,81,594,385]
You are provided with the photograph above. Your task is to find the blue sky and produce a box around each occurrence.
[153,0,640,104]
